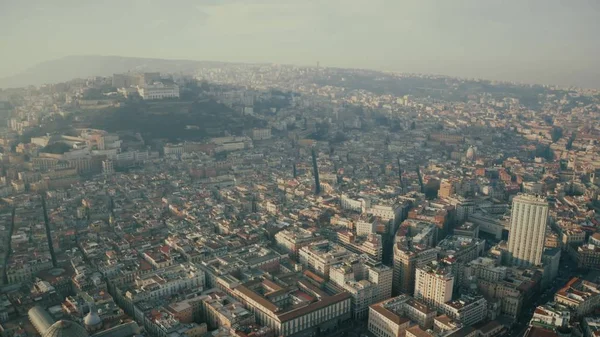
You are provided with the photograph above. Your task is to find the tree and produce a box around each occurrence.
[551,127,563,142]
[82,88,105,100]
[41,142,71,154]
[534,144,554,161]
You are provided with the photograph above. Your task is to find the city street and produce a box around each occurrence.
[510,255,580,337]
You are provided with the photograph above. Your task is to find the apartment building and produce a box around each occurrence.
[138,82,180,100]
[368,300,410,337]
[414,262,454,310]
[369,294,436,337]
[530,302,570,328]
[393,220,438,295]
[554,278,600,317]
[298,240,352,279]
[200,290,255,329]
[329,258,392,319]
[274,227,318,259]
[441,295,487,327]
[462,257,507,287]
[125,263,205,302]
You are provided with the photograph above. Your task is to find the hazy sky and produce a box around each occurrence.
[1,0,599,87]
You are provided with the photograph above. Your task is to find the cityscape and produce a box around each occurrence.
[0,2,599,337]
[0,61,597,337]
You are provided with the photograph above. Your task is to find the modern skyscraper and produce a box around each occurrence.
[507,194,549,267]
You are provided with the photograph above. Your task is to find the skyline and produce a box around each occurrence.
[1,0,600,88]
[1,11,599,337]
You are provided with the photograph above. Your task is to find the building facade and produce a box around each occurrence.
[414,262,454,310]
[507,194,549,267]
[138,83,180,100]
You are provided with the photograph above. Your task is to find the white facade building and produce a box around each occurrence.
[340,194,368,213]
[126,263,205,302]
[274,227,318,258]
[102,159,114,175]
[414,262,454,310]
[356,219,377,236]
[367,204,399,223]
[507,194,549,267]
[442,296,487,327]
[368,295,436,337]
[299,241,352,278]
[530,303,570,328]
[164,143,184,156]
[138,82,180,100]
[330,258,393,319]
[251,128,272,140]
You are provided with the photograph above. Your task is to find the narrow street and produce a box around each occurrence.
[510,255,580,336]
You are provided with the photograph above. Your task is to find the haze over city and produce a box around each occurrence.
[1,0,600,87]
[1,2,600,337]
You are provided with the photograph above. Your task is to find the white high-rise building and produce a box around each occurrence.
[507,194,549,267]
[414,262,454,310]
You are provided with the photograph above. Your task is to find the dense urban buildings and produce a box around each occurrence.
[0,61,598,337]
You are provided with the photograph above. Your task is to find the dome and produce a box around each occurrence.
[83,310,102,329]
[43,320,89,337]
[28,306,55,335]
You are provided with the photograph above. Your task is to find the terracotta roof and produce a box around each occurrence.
[406,298,434,314]
[236,285,280,313]
[278,292,351,322]
[434,314,453,326]
[446,326,476,337]
[370,304,410,326]
[407,325,433,337]
[524,326,558,337]
[473,320,502,334]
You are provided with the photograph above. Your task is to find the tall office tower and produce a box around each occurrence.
[414,262,454,310]
[311,148,321,195]
[507,194,549,267]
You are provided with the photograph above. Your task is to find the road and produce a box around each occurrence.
[509,255,580,337]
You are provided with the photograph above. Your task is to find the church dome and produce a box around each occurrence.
[83,310,102,330]
[43,320,89,337]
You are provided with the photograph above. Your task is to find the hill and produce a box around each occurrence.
[0,55,216,88]
[87,99,267,142]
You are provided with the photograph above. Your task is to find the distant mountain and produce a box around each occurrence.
[0,55,215,88]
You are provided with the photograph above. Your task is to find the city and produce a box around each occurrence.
[0,62,597,337]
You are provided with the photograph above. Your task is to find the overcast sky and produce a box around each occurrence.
[1,0,599,87]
